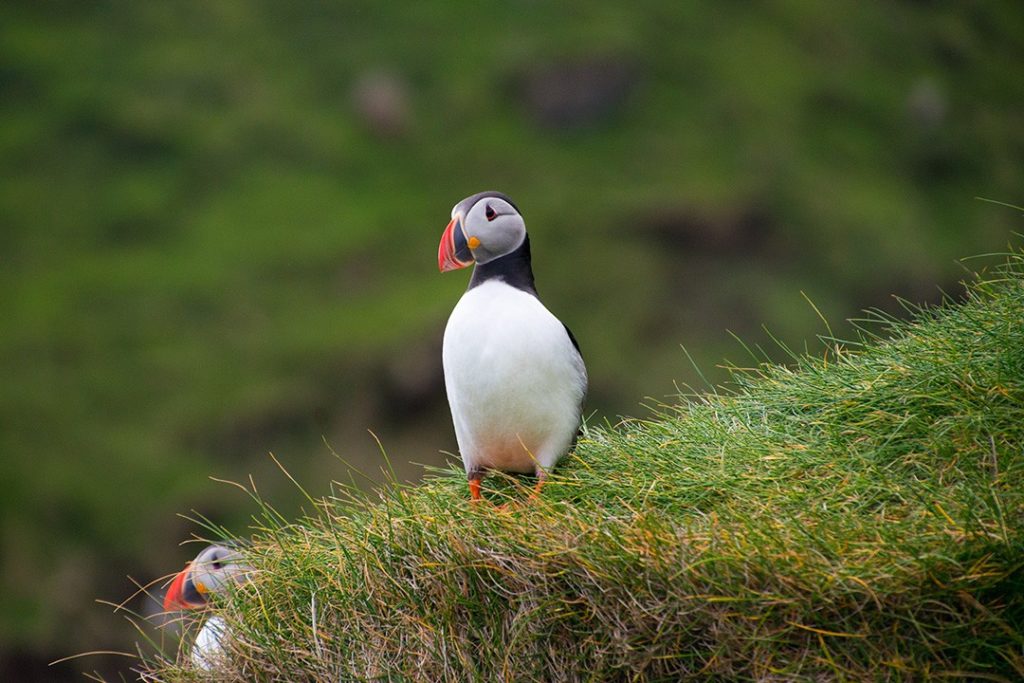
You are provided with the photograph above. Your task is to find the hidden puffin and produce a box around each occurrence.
[163,544,251,671]
[438,191,587,501]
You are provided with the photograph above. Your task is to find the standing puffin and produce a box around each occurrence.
[438,191,587,501]
[163,544,251,670]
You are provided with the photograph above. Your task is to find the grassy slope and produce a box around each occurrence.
[144,255,1024,681]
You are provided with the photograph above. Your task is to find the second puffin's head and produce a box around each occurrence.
[438,191,525,272]
[163,545,251,611]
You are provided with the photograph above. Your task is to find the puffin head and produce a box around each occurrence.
[438,191,525,271]
[163,544,251,611]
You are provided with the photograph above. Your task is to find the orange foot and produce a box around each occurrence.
[500,472,548,510]
[468,471,547,505]
[530,470,548,500]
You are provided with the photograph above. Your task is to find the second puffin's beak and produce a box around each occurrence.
[163,563,207,611]
[438,215,474,272]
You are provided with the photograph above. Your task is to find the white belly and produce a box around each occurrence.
[442,280,587,475]
[191,615,228,670]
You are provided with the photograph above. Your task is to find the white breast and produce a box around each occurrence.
[442,280,587,475]
[191,615,228,670]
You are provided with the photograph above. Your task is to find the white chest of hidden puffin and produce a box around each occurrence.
[438,191,587,501]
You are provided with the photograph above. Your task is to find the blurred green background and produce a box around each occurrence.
[1,1,1021,678]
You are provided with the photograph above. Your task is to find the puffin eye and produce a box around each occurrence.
[485,205,497,221]
[211,559,223,570]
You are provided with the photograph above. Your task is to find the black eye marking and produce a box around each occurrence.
[485,205,497,221]
[211,559,223,570]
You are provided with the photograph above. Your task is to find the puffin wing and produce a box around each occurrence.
[562,323,581,354]
[562,322,588,443]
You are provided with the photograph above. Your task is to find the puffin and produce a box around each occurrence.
[438,191,587,501]
[163,544,251,670]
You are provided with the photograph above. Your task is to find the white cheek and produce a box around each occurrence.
[474,220,524,263]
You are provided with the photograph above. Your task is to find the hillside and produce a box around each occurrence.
[140,254,1023,681]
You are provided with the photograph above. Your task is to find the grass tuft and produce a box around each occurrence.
[141,253,1024,681]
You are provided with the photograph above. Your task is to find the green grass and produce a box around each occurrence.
[139,253,1024,681]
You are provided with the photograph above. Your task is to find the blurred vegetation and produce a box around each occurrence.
[0,0,1021,678]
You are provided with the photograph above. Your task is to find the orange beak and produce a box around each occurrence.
[163,562,204,611]
[438,216,474,272]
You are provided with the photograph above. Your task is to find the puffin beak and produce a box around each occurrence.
[438,215,474,272]
[163,563,207,611]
